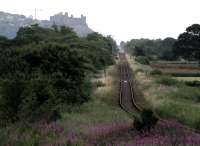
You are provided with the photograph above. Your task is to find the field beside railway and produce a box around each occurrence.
[128,56,200,130]
[150,62,200,77]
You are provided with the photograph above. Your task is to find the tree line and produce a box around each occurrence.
[0,24,117,126]
[125,24,200,63]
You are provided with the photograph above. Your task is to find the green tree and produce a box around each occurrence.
[60,26,78,41]
[0,36,9,48]
[15,24,42,45]
[125,38,176,60]
[133,46,145,57]
[0,79,26,125]
[52,24,59,32]
[0,25,115,126]
[173,24,200,61]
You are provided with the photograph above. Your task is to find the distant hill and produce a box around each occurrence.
[0,11,93,38]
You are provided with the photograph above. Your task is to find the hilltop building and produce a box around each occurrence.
[0,11,93,38]
[50,12,86,26]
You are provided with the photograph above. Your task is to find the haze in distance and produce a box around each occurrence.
[0,0,200,43]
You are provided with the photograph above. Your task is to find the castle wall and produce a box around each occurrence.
[50,12,86,26]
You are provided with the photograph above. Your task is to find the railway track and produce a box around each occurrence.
[119,53,142,117]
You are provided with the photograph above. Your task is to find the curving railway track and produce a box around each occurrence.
[119,53,142,116]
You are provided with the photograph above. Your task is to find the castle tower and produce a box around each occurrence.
[65,12,68,17]
[81,14,86,23]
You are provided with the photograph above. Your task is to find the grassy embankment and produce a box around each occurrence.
[127,55,200,130]
[0,63,132,146]
[60,63,132,134]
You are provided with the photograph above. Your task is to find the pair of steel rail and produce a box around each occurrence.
[118,53,142,117]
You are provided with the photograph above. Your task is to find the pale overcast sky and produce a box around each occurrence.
[0,0,200,43]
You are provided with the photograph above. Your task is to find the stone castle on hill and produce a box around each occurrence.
[0,11,93,38]
[50,12,87,26]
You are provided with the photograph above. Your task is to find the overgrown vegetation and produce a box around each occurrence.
[0,64,132,146]
[125,37,176,61]
[150,69,163,75]
[126,24,200,130]
[134,109,158,132]
[168,86,200,102]
[156,75,179,86]
[128,56,200,130]
[135,56,150,65]
[0,24,117,127]
[173,24,200,63]
[184,80,200,87]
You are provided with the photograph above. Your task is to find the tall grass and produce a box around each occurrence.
[155,99,200,130]
[156,75,179,86]
[128,55,200,130]
[169,86,200,102]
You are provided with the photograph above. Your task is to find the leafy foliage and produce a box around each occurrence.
[133,46,145,57]
[184,80,200,87]
[135,56,150,65]
[156,76,179,86]
[125,38,176,60]
[0,25,117,126]
[150,69,163,75]
[173,24,200,62]
[134,109,158,132]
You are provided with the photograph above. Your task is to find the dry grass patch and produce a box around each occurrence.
[175,77,200,81]
[92,65,119,105]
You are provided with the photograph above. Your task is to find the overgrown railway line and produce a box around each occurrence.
[119,53,142,116]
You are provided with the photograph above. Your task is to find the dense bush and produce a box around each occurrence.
[156,76,179,86]
[185,80,200,87]
[132,46,145,57]
[0,44,91,124]
[169,72,200,77]
[150,69,163,75]
[0,79,25,125]
[134,109,158,132]
[0,25,117,126]
[195,120,200,130]
[170,86,200,102]
[135,56,150,65]
[19,78,62,122]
